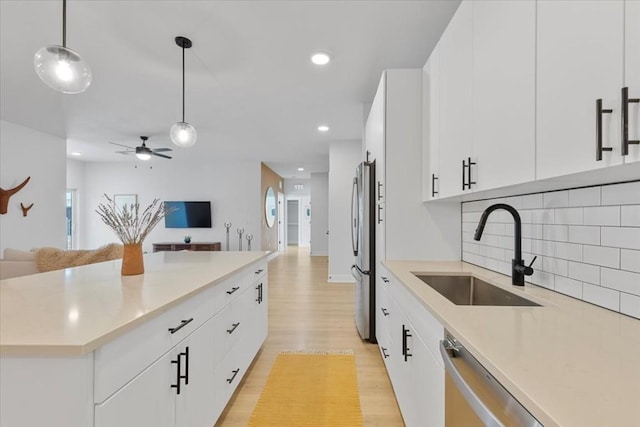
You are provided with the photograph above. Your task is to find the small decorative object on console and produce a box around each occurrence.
[96,194,173,276]
[184,235,191,244]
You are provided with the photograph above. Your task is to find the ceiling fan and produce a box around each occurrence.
[109,136,173,160]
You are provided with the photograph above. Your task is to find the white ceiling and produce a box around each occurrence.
[0,0,459,178]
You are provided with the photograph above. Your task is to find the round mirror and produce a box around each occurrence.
[265,187,276,228]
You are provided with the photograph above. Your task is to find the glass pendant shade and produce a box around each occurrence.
[170,121,197,148]
[34,45,91,94]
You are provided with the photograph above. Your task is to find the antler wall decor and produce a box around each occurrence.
[20,202,34,217]
[0,176,31,214]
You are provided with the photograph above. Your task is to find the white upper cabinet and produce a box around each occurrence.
[472,0,535,191]
[624,0,640,164]
[423,45,440,201]
[536,0,624,179]
[438,0,473,198]
[365,74,386,202]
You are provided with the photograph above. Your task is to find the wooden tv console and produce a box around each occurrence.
[152,242,221,252]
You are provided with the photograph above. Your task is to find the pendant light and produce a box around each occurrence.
[170,36,197,148]
[33,0,91,94]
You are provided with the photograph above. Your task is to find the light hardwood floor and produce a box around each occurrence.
[216,247,405,426]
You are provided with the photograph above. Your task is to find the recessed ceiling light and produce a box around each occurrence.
[317,125,329,132]
[297,167,305,171]
[311,52,331,65]
[70,152,82,156]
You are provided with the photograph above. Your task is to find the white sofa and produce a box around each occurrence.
[0,248,39,280]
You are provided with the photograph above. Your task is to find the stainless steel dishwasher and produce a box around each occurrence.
[440,331,543,427]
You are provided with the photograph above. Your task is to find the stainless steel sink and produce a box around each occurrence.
[414,275,541,307]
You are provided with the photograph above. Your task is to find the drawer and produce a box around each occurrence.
[244,260,267,286]
[213,275,245,313]
[212,334,255,421]
[94,284,217,403]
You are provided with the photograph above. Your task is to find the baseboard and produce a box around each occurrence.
[328,274,355,283]
[310,251,328,256]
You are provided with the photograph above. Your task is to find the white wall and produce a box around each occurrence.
[310,172,329,256]
[81,159,261,253]
[66,159,86,249]
[284,178,311,197]
[0,120,67,253]
[328,140,361,282]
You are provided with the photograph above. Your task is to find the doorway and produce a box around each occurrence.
[65,190,77,249]
[278,192,285,252]
[287,200,299,246]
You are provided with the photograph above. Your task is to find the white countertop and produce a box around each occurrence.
[383,260,640,427]
[0,251,269,357]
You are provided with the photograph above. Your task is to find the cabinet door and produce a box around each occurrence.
[536,0,624,179]
[624,0,640,163]
[406,334,444,427]
[175,319,217,427]
[366,73,386,201]
[472,0,535,191]
[439,0,473,197]
[423,45,441,201]
[95,349,176,427]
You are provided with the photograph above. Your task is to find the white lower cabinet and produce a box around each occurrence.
[377,266,444,427]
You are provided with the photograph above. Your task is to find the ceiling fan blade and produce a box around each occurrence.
[109,141,135,149]
[115,151,133,155]
[153,148,173,152]
[152,152,172,159]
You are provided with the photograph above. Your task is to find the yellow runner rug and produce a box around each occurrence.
[248,351,364,427]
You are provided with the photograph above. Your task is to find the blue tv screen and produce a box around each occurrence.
[164,201,212,228]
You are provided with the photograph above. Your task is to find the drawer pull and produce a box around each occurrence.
[256,283,263,303]
[226,322,240,334]
[380,307,389,316]
[381,276,389,283]
[227,368,240,384]
[168,318,194,334]
[381,347,390,359]
[402,324,413,362]
[255,268,264,275]
[226,286,240,295]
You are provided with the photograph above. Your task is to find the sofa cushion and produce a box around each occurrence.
[3,248,36,261]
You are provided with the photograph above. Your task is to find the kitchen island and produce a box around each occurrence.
[382,260,640,427]
[0,251,269,427]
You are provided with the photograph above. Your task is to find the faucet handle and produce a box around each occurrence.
[528,256,537,268]
[522,256,537,276]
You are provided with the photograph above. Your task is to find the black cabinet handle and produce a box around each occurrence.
[380,307,389,316]
[461,159,466,190]
[381,276,389,283]
[377,181,384,201]
[402,324,412,362]
[622,87,640,156]
[226,322,240,334]
[467,157,476,189]
[168,318,194,334]
[255,269,264,275]
[182,347,189,386]
[596,99,614,160]
[462,158,476,190]
[171,354,182,395]
[377,204,383,224]
[227,368,240,384]
[382,347,390,359]
[226,286,240,295]
[431,174,438,197]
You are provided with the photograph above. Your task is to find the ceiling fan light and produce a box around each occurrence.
[136,152,151,161]
[34,45,92,94]
[170,121,197,148]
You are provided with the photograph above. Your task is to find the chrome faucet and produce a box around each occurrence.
[473,203,536,286]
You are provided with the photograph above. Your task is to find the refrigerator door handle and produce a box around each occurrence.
[352,264,370,276]
[351,176,359,256]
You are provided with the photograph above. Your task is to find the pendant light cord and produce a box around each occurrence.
[62,0,67,48]
[182,45,185,122]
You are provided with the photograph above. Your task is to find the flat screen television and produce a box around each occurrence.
[164,201,212,228]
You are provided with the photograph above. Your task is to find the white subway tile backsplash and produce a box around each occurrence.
[554,208,584,225]
[462,181,640,319]
[568,226,600,245]
[601,227,640,250]
[583,283,620,311]
[555,276,583,299]
[621,205,640,227]
[568,261,600,285]
[543,224,569,242]
[583,206,620,226]
[601,268,640,297]
[554,242,582,262]
[569,187,601,207]
[601,181,640,205]
[543,191,569,208]
[583,245,620,268]
[620,293,640,319]
[621,249,640,273]
[522,193,543,209]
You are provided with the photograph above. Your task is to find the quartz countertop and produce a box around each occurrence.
[383,260,640,427]
[0,251,269,357]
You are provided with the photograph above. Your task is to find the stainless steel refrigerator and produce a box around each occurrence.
[351,160,376,342]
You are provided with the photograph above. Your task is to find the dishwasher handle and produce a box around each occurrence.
[440,339,505,427]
